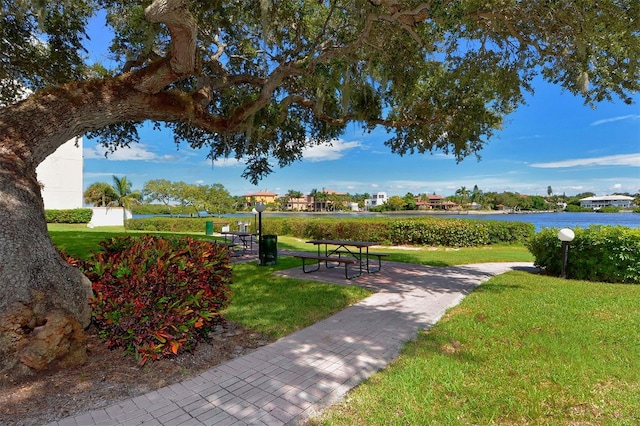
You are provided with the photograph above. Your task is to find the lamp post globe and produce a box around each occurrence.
[557,228,575,279]
[251,207,258,232]
[557,228,575,242]
[254,203,266,265]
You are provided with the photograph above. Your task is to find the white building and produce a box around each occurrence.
[365,192,388,210]
[579,195,635,210]
[36,137,84,209]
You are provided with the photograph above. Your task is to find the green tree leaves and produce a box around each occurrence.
[3,1,638,182]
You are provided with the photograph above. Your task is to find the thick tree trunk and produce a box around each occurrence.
[0,139,93,376]
[0,0,199,376]
[0,84,169,376]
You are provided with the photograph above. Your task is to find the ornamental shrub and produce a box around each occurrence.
[70,235,232,365]
[45,208,93,223]
[596,206,621,213]
[126,217,237,233]
[388,219,491,247]
[126,215,534,246]
[526,225,640,284]
[126,217,209,232]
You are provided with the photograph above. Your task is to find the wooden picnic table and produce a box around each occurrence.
[221,231,258,254]
[295,239,387,279]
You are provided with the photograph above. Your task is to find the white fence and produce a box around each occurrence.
[87,207,132,227]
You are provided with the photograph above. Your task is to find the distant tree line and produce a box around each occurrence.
[85,179,639,215]
[83,176,142,210]
[84,178,236,217]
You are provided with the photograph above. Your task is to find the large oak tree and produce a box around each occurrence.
[1,0,638,373]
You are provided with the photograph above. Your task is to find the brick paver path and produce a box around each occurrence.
[46,261,534,426]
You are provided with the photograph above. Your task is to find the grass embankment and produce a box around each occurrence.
[49,225,640,424]
[48,224,534,266]
[270,235,533,266]
[223,258,370,338]
[49,226,530,337]
[315,271,640,425]
[48,225,370,339]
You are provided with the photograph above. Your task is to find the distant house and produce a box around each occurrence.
[285,195,313,211]
[312,188,346,211]
[36,137,84,210]
[365,192,387,210]
[282,189,351,211]
[242,190,278,207]
[579,195,635,210]
[415,194,457,210]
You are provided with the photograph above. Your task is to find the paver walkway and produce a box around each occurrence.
[47,260,535,426]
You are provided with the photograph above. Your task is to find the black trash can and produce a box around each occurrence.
[259,235,277,266]
[205,221,214,236]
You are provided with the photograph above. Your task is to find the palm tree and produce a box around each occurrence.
[109,175,142,208]
[471,185,484,207]
[109,176,142,225]
[455,186,470,207]
[84,182,117,207]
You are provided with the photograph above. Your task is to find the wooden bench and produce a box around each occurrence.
[292,254,360,279]
[211,241,243,256]
[334,250,389,273]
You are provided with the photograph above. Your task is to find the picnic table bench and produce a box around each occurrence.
[293,239,388,279]
[334,250,389,273]
[292,253,360,279]
[221,231,258,254]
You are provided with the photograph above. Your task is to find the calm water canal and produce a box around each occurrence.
[163,211,640,232]
[417,211,640,232]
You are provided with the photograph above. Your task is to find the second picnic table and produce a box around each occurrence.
[220,231,258,254]
[294,239,387,279]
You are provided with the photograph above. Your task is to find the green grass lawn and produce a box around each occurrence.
[48,225,640,424]
[48,226,371,339]
[274,235,534,266]
[223,258,370,338]
[48,225,534,265]
[48,224,126,258]
[314,271,640,425]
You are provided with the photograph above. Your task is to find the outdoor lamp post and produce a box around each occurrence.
[255,202,266,265]
[251,207,258,233]
[557,228,575,279]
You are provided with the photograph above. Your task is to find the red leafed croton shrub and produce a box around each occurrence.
[66,235,232,365]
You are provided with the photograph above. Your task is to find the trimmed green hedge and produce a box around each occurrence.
[131,204,197,216]
[125,217,237,233]
[45,208,93,223]
[259,217,533,247]
[526,225,640,284]
[127,216,534,247]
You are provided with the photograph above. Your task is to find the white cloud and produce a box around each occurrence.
[210,157,244,168]
[590,114,640,126]
[83,172,118,179]
[84,143,179,162]
[302,139,362,162]
[530,153,640,168]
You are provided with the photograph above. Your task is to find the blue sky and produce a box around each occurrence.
[82,18,640,199]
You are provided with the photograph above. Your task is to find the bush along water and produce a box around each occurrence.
[45,208,93,223]
[64,235,232,365]
[127,216,534,247]
[526,225,640,284]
